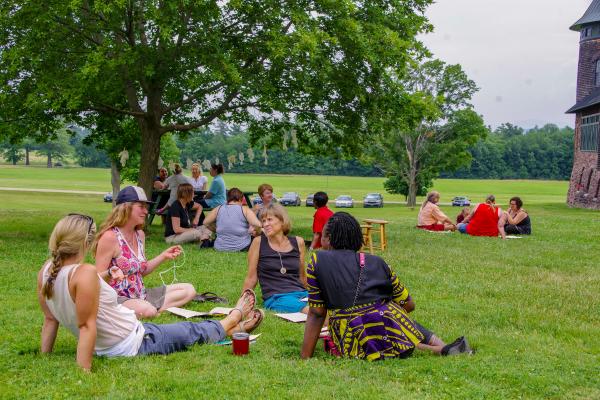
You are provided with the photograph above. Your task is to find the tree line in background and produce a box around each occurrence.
[1,121,574,181]
[442,123,574,181]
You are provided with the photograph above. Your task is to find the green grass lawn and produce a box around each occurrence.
[0,168,597,399]
[0,165,568,205]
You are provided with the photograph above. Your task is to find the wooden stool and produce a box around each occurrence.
[360,224,374,254]
[363,219,389,251]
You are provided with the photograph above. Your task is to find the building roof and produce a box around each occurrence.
[566,87,600,113]
[571,0,600,31]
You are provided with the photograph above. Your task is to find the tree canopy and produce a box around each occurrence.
[369,59,488,206]
[0,0,433,194]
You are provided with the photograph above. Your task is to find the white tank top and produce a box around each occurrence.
[43,262,144,355]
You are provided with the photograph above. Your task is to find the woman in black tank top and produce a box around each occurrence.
[242,204,308,313]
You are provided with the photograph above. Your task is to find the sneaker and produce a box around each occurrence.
[441,336,473,356]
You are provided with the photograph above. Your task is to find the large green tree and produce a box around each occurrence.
[370,59,488,206]
[0,0,432,195]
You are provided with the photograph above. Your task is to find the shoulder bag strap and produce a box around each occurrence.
[351,253,366,307]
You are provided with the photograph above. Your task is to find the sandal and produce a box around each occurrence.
[228,289,256,321]
[193,292,228,304]
[238,309,264,334]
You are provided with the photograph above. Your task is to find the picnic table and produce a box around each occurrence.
[146,189,256,226]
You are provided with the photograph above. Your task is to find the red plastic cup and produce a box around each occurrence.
[232,332,250,355]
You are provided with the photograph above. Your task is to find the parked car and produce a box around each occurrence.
[335,195,354,208]
[252,195,278,206]
[452,196,471,207]
[305,194,314,207]
[279,192,301,206]
[363,193,384,208]
[103,192,113,203]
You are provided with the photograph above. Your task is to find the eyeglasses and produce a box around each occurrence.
[68,213,95,235]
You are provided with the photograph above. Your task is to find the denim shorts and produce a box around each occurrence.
[263,290,308,313]
[457,223,468,234]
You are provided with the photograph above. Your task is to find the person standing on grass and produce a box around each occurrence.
[301,212,472,360]
[309,191,333,251]
[243,203,308,313]
[93,186,196,319]
[38,214,262,372]
[457,194,505,239]
[417,191,456,232]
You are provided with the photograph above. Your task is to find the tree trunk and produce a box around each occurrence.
[138,125,162,199]
[47,153,52,168]
[110,160,121,208]
[25,147,30,165]
[407,169,417,207]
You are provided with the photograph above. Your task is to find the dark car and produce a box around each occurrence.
[363,193,384,208]
[103,192,113,203]
[305,194,314,207]
[279,192,301,206]
[452,196,471,207]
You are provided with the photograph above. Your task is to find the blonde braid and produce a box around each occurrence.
[42,250,64,299]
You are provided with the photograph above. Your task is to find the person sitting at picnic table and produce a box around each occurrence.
[253,183,275,219]
[157,163,192,214]
[196,163,226,210]
[203,187,262,252]
[93,186,197,319]
[457,194,505,239]
[164,183,211,245]
[301,212,472,360]
[189,163,208,192]
[499,196,531,235]
[190,162,208,212]
[38,214,262,371]
[243,203,308,313]
[417,191,456,231]
[153,167,168,190]
[309,191,333,250]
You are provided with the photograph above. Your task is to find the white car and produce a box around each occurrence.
[335,195,354,208]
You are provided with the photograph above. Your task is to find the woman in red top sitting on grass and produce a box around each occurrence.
[457,194,506,239]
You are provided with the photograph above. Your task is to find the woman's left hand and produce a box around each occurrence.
[162,246,182,260]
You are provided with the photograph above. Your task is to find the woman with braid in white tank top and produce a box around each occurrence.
[37,214,263,371]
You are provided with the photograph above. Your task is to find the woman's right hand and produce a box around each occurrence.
[109,268,125,282]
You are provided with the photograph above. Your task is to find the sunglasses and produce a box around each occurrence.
[68,213,95,235]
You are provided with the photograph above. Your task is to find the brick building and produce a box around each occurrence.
[567,0,600,208]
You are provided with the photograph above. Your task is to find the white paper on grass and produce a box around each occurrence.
[505,235,523,239]
[274,312,307,323]
[167,306,234,319]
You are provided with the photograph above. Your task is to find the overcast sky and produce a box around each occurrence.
[420,0,592,129]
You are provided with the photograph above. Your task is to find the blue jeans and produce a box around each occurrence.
[457,223,468,234]
[264,290,308,313]
[138,320,225,355]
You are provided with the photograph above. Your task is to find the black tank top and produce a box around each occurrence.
[257,234,305,299]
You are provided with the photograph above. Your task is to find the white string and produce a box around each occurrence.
[159,246,186,286]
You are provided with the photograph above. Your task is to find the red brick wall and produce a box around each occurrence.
[568,110,600,208]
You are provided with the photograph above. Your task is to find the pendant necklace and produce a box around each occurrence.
[277,251,287,275]
[269,237,288,274]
